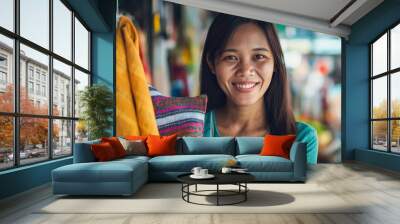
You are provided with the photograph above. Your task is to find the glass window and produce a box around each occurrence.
[75,120,88,143]
[74,69,89,118]
[0,0,14,31]
[0,54,7,67]
[372,33,387,76]
[53,59,71,116]
[371,24,400,154]
[391,72,400,118]
[0,0,91,170]
[391,120,400,153]
[42,85,46,96]
[36,84,40,95]
[372,121,388,151]
[53,119,72,158]
[391,24,400,70]
[0,71,6,84]
[372,77,387,119]
[74,17,89,70]
[28,81,34,93]
[28,67,34,79]
[19,117,49,165]
[20,0,49,49]
[0,116,14,170]
[20,44,49,115]
[53,0,72,60]
[0,34,14,113]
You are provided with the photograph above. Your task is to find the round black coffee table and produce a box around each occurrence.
[177,173,255,206]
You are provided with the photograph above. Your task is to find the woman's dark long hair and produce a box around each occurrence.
[200,13,296,135]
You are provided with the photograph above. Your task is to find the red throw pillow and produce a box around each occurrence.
[259,134,296,159]
[146,134,177,157]
[101,137,126,158]
[91,142,117,161]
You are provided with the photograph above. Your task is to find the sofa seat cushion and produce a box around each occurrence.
[236,155,293,172]
[149,154,235,172]
[53,158,147,183]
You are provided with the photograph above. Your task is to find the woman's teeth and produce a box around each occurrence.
[234,83,257,89]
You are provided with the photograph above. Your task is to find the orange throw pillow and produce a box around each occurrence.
[101,137,127,158]
[259,134,296,159]
[146,134,177,157]
[91,142,117,161]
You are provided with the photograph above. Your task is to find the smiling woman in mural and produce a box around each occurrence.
[200,14,318,164]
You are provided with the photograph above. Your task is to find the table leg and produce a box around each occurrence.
[217,184,219,206]
[245,183,247,201]
[195,184,197,192]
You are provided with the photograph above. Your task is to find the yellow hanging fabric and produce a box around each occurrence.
[116,16,159,136]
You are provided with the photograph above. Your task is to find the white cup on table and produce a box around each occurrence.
[200,169,208,176]
[191,167,202,176]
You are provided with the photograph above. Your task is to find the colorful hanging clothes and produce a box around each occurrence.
[116,16,159,136]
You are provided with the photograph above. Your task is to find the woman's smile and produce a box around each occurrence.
[231,81,261,93]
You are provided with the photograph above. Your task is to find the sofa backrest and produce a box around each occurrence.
[235,137,264,155]
[73,139,100,163]
[179,137,235,155]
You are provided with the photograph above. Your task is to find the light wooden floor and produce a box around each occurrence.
[1,162,400,224]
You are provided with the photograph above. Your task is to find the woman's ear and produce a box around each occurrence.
[206,56,216,74]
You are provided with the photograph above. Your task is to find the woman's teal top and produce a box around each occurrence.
[203,110,318,164]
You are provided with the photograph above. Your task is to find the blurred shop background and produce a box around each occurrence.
[118,0,342,163]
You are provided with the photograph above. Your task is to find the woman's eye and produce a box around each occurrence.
[223,55,238,61]
[255,54,267,60]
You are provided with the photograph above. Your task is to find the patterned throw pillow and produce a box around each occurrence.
[118,138,147,156]
[149,86,207,137]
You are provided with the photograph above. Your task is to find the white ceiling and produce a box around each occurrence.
[164,0,384,38]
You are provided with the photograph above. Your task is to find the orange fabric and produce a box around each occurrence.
[259,134,296,159]
[101,137,126,158]
[146,134,177,157]
[91,142,117,162]
[116,16,159,136]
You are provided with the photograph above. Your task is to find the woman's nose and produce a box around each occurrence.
[238,60,256,77]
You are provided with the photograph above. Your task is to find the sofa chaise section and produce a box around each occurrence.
[52,142,149,196]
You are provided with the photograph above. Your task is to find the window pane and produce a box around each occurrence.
[20,44,49,115]
[53,0,72,60]
[391,120,400,153]
[0,34,14,112]
[74,69,89,118]
[0,116,13,170]
[372,33,387,76]
[372,121,388,151]
[75,120,88,143]
[20,117,49,165]
[391,72,400,118]
[0,0,14,31]
[74,17,89,70]
[20,0,49,49]
[53,59,72,117]
[372,77,387,119]
[53,119,72,158]
[391,24,400,70]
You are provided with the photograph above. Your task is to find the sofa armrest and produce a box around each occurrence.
[73,140,100,163]
[289,142,307,181]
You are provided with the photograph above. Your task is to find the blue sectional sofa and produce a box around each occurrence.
[52,137,307,196]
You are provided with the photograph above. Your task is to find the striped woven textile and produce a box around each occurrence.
[149,86,207,137]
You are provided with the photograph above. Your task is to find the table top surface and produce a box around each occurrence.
[177,172,255,184]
